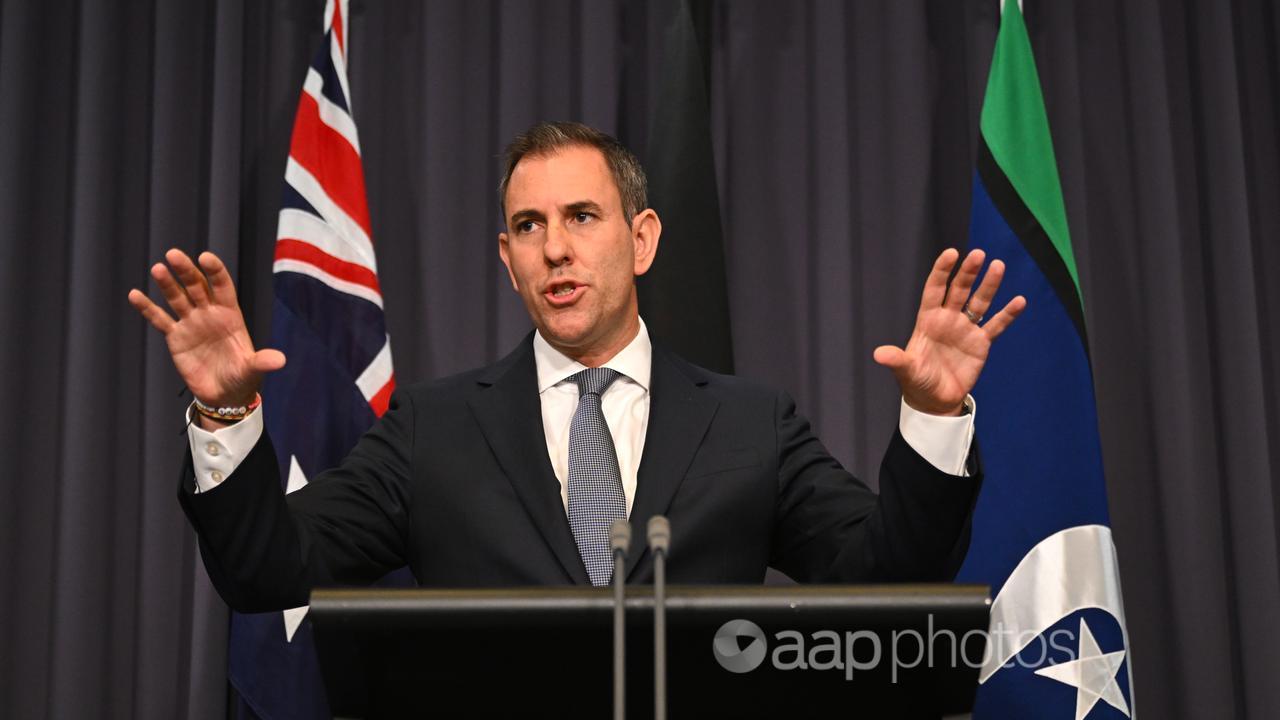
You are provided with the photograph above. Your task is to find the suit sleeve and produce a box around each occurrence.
[177,390,415,612]
[768,390,981,583]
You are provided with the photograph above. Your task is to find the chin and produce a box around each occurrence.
[538,313,596,349]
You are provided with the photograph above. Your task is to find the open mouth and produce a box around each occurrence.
[545,281,584,304]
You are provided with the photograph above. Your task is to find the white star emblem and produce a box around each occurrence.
[1034,617,1130,719]
[282,455,310,642]
[284,454,309,495]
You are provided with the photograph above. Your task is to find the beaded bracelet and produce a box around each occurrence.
[193,393,262,423]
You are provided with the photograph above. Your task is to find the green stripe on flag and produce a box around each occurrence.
[980,1,1081,304]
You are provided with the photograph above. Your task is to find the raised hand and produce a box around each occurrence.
[873,248,1026,416]
[127,249,285,414]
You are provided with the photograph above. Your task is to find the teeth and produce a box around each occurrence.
[553,286,574,297]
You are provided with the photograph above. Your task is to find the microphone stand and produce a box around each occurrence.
[610,519,632,720]
[647,516,670,720]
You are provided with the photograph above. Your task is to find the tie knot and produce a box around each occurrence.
[572,367,621,397]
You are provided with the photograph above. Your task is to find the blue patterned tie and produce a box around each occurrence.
[566,367,626,586]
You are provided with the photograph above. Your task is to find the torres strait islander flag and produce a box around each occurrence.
[957,2,1135,719]
[229,1,396,717]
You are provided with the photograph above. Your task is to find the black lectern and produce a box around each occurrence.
[310,584,989,719]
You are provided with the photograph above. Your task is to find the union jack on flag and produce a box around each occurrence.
[229,1,395,717]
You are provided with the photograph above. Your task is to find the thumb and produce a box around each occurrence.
[250,349,287,373]
[873,345,908,370]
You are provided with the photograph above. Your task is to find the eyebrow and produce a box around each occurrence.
[565,200,605,216]
[509,200,606,229]
[508,208,545,228]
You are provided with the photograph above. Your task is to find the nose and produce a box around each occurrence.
[544,220,572,267]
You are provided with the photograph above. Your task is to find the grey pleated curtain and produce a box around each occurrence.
[1,1,1277,718]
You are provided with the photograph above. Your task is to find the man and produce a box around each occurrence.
[127,122,1024,612]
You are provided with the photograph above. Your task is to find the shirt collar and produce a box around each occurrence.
[533,317,652,394]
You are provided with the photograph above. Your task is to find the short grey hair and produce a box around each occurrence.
[498,121,648,224]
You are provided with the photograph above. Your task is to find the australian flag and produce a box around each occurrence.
[228,1,396,717]
[957,2,1134,719]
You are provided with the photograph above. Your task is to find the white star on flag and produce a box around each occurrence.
[282,455,310,642]
[1035,617,1130,720]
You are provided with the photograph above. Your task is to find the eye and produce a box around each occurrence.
[571,212,595,225]
[516,220,538,234]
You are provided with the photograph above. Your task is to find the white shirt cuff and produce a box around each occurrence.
[186,403,265,492]
[897,395,975,477]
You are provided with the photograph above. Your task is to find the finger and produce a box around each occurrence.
[873,346,915,397]
[197,251,239,307]
[873,345,909,370]
[920,248,961,309]
[250,349,287,373]
[965,259,1005,319]
[982,295,1028,339]
[127,288,176,333]
[151,262,194,316]
[165,248,211,306]
[944,248,986,310]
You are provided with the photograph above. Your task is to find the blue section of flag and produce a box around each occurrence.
[957,156,1131,719]
[263,293,378,479]
[227,611,328,720]
[272,272,388,388]
[312,43,350,113]
[958,173,1110,588]
[280,184,321,219]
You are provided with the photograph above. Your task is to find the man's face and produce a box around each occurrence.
[499,145,659,363]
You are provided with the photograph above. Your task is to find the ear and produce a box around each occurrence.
[497,232,520,291]
[631,209,662,276]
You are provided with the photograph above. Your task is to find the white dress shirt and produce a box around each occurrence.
[189,317,976,496]
[533,319,653,516]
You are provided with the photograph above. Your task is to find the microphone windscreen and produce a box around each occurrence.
[609,518,632,553]
[647,515,671,553]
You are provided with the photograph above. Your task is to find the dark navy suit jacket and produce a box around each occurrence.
[179,335,981,612]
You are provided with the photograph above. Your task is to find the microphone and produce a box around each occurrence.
[610,518,632,720]
[647,516,671,720]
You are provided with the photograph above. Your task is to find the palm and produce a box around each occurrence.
[875,249,1026,415]
[128,249,285,407]
[165,302,260,404]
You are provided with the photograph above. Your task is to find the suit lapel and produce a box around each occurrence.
[468,337,590,585]
[627,345,719,579]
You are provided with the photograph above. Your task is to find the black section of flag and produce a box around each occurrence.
[976,140,1090,359]
[624,0,734,374]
